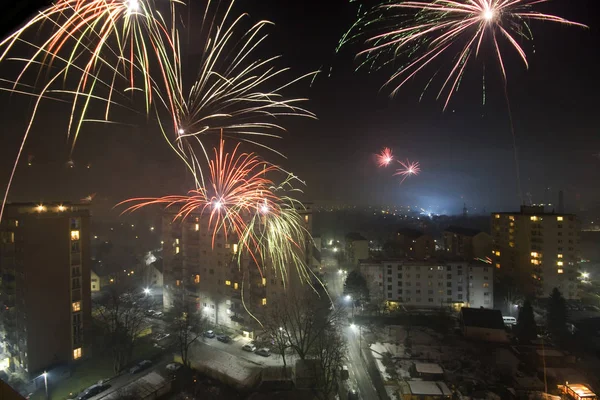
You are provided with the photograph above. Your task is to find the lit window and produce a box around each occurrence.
[176,280,181,286]
[73,348,82,360]
[58,205,66,212]
[262,298,267,306]
[233,244,238,254]
[175,238,180,245]
[557,269,564,274]
[558,254,563,258]
[71,230,80,241]
[495,263,501,269]
[557,216,563,221]
[530,216,538,221]
[262,278,267,286]
[234,282,239,290]
[36,205,46,212]
[225,280,231,286]
[509,242,515,248]
[495,251,501,257]
[531,252,538,257]
[304,215,309,223]
[531,259,539,265]
[72,302,81,312]
[494,214,500,219]
[557,261,563,266]
[483,283,489,288]
[195,223,199,232]
[175,246,180,254]
[194,275,200,284]
[509,216,515,221]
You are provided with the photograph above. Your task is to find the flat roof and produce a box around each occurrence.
[560,383,597,398]
[407,381,451,396]
[414,363,444,375]
[536,349,565,357]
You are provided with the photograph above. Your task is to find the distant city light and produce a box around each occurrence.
[150,227,155,231]
[143,288,150,295]
[338,269,343,275]
[333,247,338,253]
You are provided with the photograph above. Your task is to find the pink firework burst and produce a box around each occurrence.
[394,159,420,184]
[376,147,394,167]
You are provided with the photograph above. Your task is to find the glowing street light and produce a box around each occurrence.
[41,371,48,400]
[350,323,357,330]
[333,247,338,253]
[143,288,151,295]
[345,294,352,302]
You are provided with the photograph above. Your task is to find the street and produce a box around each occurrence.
[323,254,380,400]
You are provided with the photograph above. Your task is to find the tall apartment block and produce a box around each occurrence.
[360,259,493,310]
[491,205,580,299]
[0,203,91,376]
[162,205,313,336]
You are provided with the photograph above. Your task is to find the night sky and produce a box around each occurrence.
[0,0,598,217]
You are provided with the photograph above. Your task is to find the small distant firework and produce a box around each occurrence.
[27,155,34,166]
[346,0,586,109]
[394,159,420,184]
[376,147,394,167]
[81,193,96,203]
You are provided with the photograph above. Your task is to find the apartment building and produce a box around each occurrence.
[443,226,492,260]
[359,259,493,310]
[396,228,434,260]
[345,233,369,267]
[491,206,580,299]
[162,205,314,335]
[0,203,91,376]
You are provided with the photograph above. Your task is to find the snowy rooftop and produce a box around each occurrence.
[414,362,444,375]
[407,381,451,396]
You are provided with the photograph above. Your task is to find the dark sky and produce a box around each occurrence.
[0,0,598,217]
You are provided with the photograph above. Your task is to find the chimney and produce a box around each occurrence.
[558,190,564,213]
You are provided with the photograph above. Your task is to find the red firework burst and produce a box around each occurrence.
[376,147,394,167]
[394,159,420,184]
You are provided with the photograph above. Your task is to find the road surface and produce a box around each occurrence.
[323,254,380,400]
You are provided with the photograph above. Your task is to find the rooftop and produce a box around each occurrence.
[461,307,505,330]
[407,381,452,396]
[493,205,575,217]
[444,225,482,237]
[414,362,444,375]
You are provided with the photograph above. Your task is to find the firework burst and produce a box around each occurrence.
[376,147,394,167]
[394,159,420,184]
[119,138,312,283]
[346,0,586,109]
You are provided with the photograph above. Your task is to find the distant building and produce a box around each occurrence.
[90,269,101,292]
[396,228,434,260]
[460,307,508,343]
[345,232,369,267]
[443,226,492,260]
[491,206,580,299]
[0,203,91,376]
[359,259,493,310]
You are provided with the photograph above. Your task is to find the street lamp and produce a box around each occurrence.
[345,294,352,302]
[143,288,151,295]
[582,272,590,280]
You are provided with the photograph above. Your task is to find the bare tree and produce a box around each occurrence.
[94,285,151,373]
[274,289,345,361]
[312,327,346,400]
[263,303,293,376]
[166,286,208,367]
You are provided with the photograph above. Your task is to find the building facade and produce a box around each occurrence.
[0,203,91,376]
[396,229,434,260]
[345,233,369,267]
[359,259,493,310]
[443,226,492,261]
[161,205,314,335]
[491,206,580,299]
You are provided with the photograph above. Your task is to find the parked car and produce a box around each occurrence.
[130,360,152,374]
[242,343,256,352]
[255,348,271,357]
[145,310,155,317]
[216,334,231,343]
[204,330,216,338]
[154,332,170,341]
[166,362,182,372]
[77,384,110,400]
[153,311,163,318]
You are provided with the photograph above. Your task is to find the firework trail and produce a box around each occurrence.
[119,138,312,283]
[345,0,586,109]
[152,0,316,188]
[394,159,420,184]
[376,147,394,167]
